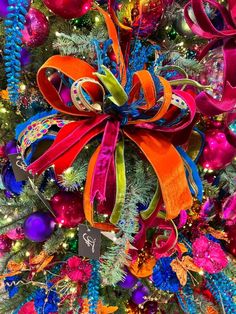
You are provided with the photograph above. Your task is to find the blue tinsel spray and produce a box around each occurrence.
[4,0,29,104]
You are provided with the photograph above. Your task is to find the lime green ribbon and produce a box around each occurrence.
[140,185,161,220]
[94,65,128,106]
[110,139,126,225]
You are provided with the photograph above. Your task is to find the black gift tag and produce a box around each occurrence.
[8,153,32,182]
[78,224,101,260]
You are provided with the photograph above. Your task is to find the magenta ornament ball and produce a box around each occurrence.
[23,212,55,242]
[199,129,236,170]
[42,0,92,19]
[131,284,150,305]
[60,86,72,106]
[50,191,85,228]
[118,269,138,289]
[21,8,50,48]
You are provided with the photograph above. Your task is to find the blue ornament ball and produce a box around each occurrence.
[23,212,56,242]
[2,163,25,195]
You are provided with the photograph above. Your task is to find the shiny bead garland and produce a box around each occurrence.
[87,260,100,314]
[205,273,236,313]
[4,0,29,104]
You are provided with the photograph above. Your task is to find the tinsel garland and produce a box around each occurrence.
[87,260,100,314]
[4,0,28,104]
[206,272,236,313]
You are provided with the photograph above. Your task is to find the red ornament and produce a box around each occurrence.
[42,0,92,19]
[21,8,50,48]
[50,191,85,228]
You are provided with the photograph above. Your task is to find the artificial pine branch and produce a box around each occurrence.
[43,228,66,255]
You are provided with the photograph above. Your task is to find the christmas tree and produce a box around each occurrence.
[0,0,236,313]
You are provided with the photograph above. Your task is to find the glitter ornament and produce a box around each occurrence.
[42,0,92,19]
[199,48,224,100]
[117,0,165,37]
[173,9,193,37]
[23,212,56,242]
[50,191,85,228]
[199,129,236,170]
[21,8,50,47]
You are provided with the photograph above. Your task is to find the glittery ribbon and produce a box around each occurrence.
[184,0,236,115]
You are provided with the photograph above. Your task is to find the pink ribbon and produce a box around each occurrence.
[91,120,120,202]
[184,0,236,115]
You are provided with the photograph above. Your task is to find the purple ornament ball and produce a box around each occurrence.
[23,212,55,242]
[131,284,150,305]
[0,0,8,18]
[20,48,31,67]
[0,0,31,18]
[4,140,19,156]
[118,269,138,289]
[22,8,50,48]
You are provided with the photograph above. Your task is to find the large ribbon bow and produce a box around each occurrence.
[27,6,195,231]
[184,0,236,115]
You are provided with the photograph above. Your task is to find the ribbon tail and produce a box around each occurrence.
[140,186,161,220]
[125,127,193,219]
[91,120,120,203]
[110,138,126,225]
[176,147,203,202]
[27,115,108,175]
[84,145,117,231]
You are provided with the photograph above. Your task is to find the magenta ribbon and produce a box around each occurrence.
[184,0,236,115]
[91,120,120,202]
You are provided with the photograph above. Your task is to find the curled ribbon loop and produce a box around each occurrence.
[27,5,194,232]
[184,0,236,115]
[71,78,105,112]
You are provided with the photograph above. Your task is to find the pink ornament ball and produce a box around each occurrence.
[50,191,85,228]
[21,8,50,48]
[43,0,92,19]
[199,129,236,170]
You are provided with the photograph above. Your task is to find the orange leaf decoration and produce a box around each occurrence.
[206,306,219,314]
[29,251,54,273]
[129,257,156,278]
[81,299,118,314]
[30,251,47,264]
[36,255,54,273]
[7,260,26,272]
[0,90,9,100]
[170,256,201,286]
[177,242,188,254]
[207,227,229,242]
